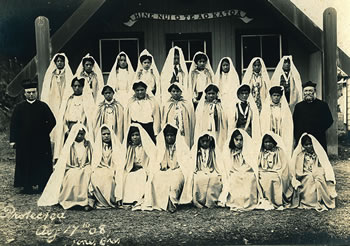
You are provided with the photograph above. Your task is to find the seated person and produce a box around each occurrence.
[38,124,94,211]
[289,134,337,211]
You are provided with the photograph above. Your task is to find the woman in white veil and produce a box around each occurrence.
[106,51,135,107]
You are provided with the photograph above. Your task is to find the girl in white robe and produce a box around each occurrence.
[195,83,228,150]
[289,133,337,211]
[189,52,214,106]
[256,132,290,209]
[134,49,160,101]
[115,123,156,210]
[242,57,271,113]
[106,52,135,107]
[94,85,124,143]
[160,46,190,102]
[147,124,191,212]
[75,54,104,102]
[190,132,225,208]
[161,82,195,148]
[220,129,260,211]
[271,56,302,112]
[54,77,96,160]
[38,124,94,211]
[89,124,125,209]
[260,86,293,156]
[214,57,240,105]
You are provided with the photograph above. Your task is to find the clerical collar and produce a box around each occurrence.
[26,99,36,104]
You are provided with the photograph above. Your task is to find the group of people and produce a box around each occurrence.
[10,46,336,213]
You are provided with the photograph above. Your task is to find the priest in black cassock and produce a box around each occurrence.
[10,80,56,194]
[293,81,333,152]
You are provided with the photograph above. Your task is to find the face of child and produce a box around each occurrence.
[131,131,141,145]
[173,54,180,66]
[170,87,182,100]
[72,81,83,96]
[282,60,291,72]
[199,136,211,149]
[302,139,314,154]
[103,88,114,101]
[205,89,218,102]
[253,60,261,73]
[165,132,176,145]
[83,61,93,74]
[233,134,243,149]
[238,90,249,102]
[263,135,275,151]
[101,128,111,144]
[134,86,146,100]
[118,55,127,69]
[197,58,207,71]
[221,60,230,73]
[142,59,151,70]
[55,57,65,70]
[75,129,86,143]
[271,93,281,104]
[24,88,38,101]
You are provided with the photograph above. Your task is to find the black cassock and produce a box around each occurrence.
[293,98,333,151]
[10,100,56,190]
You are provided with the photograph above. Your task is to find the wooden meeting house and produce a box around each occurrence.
[8,0,350,155]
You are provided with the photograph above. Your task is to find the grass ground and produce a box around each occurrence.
[0,129,350,246]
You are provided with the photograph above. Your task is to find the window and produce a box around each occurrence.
[99,38,140,75]
[241,34,282,74]
[166,33,212,71]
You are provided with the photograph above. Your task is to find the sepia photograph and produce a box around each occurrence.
[0,0,349,245]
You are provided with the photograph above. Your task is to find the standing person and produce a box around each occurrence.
[134,49,160,100]
[106,51,135,107]
[189,52,214,107]
[75,54,104,102]
[293,81,333,151]
[41,53,73,123]
[260,86,293,156]
[214,57,240,105]
[160,46,189,102]
[125,81,161,144]
[10,80,56,194]
[94,85,124,143]
[161,82,195,148]
[271,56,302,112]
[242,57,270,113]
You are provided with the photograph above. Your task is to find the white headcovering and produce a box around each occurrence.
[260,86,293,157]
[160,46,190,102]
[75,54,105,100]
[92,124,125,170]
[38,124,93,206]
[41,53,74,108]
[242,57,271,102]
[271,55,302,112]
[134,49,160,102]
[214,57,240,104]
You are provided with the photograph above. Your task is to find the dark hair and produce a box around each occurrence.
[253,59,261,65]
[194,53,207,64]
[82,57,95,66]
[163,124,177,136]
[205,84,219,93]
[220,58,230,74]
[132,81,147,90]
[301,135,312,147]
[127,126,140,145]
[101,126,110,132]
[140,54,152,63]
[269,86,283,96]
[168,83,181,92]
[174,48,180,57]
[71,77,85,87]
[229,130,242,149]
[116,53,128,70]
[101,85,114,95]
[54,54,65,63]
[261,134,277,148]
[283,57,291,64]
[198,134,215,149]
[237,84,251,95]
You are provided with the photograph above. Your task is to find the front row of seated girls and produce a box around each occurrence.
[38,122,337,212]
